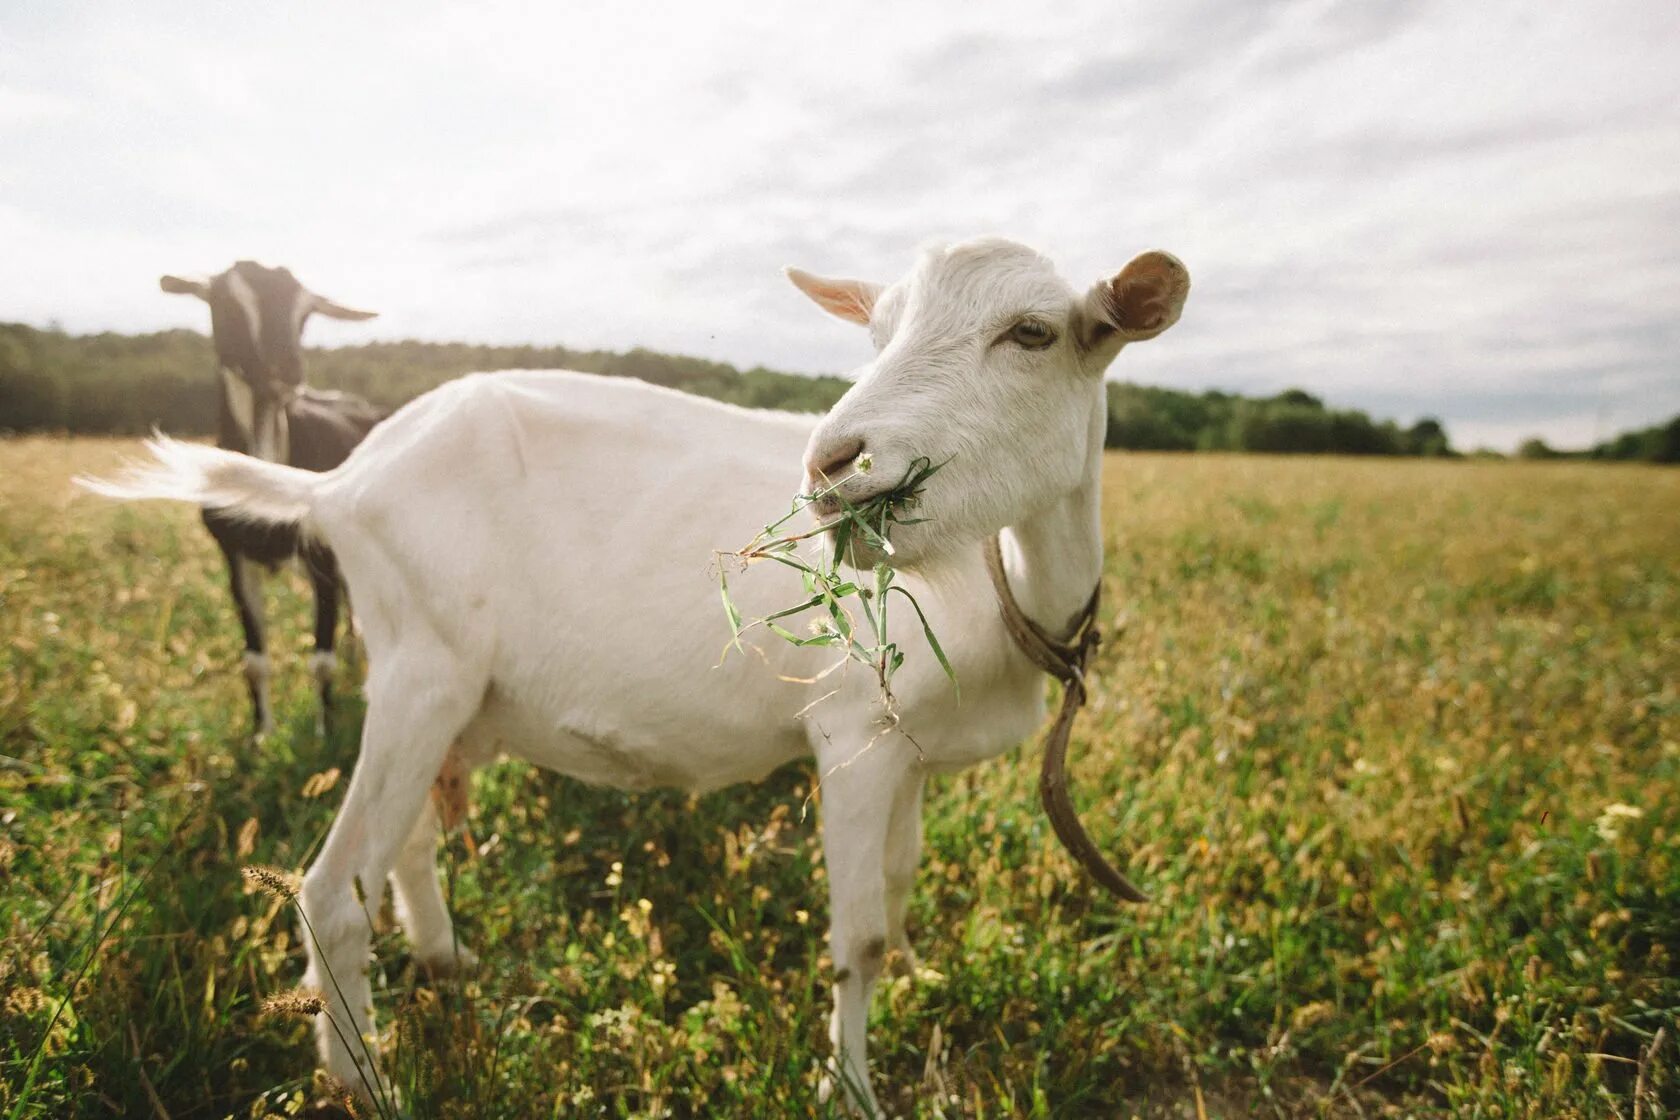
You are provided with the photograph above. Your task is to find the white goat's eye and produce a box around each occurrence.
[1007,319,1056,349]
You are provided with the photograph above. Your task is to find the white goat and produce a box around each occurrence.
[88,238,1189,1112]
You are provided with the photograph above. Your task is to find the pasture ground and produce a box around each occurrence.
[1,435,1675,1118]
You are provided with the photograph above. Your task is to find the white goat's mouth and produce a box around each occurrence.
[803,458,949,569]
[807,492,844,520]
[807,484,892,522]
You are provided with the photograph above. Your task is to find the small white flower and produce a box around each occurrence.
[1595,802,1643,841]
[855,452,874,473]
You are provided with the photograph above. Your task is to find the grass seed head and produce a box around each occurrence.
[261,991,326,1019]
[242,864,300,900]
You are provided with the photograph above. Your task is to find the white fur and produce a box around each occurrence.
[210,365,290,463]
[81,434,315,523]
[241,650,271,682]
[224,268,262,350]
[84,237,1188,1112]
[291,285,315,332]
[221,367,256,446]
[241,650,274,738]
[253,404,288,464]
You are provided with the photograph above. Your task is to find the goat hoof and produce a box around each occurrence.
[884,944,918,980]
[310,1070,397,1119]
[817,1062,884,1118]
[416,945,478,979]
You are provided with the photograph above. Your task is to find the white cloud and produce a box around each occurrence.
[1,0,1676,450]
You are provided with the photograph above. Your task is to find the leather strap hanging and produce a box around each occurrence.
[983,535,1148,903]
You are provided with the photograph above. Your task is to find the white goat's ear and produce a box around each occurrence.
[1079,251,1190,355]
[311,295,379,321]
[785,267,881,326]
[159,274,211,300]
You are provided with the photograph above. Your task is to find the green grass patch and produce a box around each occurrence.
[1,438,1676,1117]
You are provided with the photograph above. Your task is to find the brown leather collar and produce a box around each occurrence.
[983,534,1148,904]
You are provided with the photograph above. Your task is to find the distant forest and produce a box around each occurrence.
[1,322,1674,461]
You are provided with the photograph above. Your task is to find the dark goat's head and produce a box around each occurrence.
[161,261,377,402]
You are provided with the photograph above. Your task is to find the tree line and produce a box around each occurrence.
[1102,383,1455,456]
[2,321,1673,460]
[1517,418,1680,463]
[0,324,850,435]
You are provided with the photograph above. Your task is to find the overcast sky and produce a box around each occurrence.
[3,1,1676,450]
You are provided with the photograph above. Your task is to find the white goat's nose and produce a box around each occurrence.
[804,436,864,484]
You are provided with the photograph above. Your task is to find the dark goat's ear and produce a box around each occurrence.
[160,274,211,300]
[311,295,379,321]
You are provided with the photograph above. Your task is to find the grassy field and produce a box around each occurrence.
[1,435,1675,1118]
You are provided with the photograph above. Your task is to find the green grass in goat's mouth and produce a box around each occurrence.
[716,455,956,707]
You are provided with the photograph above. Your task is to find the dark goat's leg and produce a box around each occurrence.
[305,544,341,737]
[220,544,273,739]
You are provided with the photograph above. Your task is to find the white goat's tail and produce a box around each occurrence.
[76,435,320,526]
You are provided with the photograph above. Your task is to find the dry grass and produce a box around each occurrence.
[1,435,1676,1118]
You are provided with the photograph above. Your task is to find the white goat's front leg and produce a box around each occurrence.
[298,647,482,1109]
[883,772,925,978]
[815,738,918,1116]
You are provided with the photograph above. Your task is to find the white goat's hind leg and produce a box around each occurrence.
[882,773,926,978]
[390,795,477,975]
[815,739,916,1116]
[297,652,482,1107]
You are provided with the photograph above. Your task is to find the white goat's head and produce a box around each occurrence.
[791,238,1190,565]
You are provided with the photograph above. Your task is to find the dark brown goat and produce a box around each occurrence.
[159,261,383,737]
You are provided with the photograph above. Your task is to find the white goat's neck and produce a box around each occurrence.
[995,391,1106,639]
